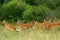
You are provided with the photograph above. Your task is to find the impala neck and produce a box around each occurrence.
[3,21,7,26]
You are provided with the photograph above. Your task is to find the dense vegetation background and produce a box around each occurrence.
[0,0,60,23]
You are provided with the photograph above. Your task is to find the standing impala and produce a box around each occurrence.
[2,20,16,31]
[17,21,32,30]
[44,19,60,30]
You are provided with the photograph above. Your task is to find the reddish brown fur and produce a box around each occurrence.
[17,21,32,30]
[2,20,16,31]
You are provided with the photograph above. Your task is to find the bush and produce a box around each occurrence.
[55,6,60,19]
[22,0,60,10]
[0,0,28,22]
[23,5,50,22]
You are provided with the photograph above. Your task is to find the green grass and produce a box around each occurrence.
[0,26,60,40]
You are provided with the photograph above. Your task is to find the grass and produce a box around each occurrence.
[0,25,60,40]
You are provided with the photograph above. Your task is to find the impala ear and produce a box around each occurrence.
[2,20,6,23]
[17,21,20,24]
[44,19,46,22]
[48,19,52,23]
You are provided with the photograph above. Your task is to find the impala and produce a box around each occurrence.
[2,20,16,31]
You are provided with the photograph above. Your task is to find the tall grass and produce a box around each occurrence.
[0,26,60,40]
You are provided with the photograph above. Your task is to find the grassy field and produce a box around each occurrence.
[0,25,60,40]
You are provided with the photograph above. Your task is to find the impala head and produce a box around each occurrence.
[17,21,20,24]
[2,20,6,24]
[17,20,22,24]
[44,19,51,23]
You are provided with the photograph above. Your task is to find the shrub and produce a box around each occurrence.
[23,5,50,22]
[55,6,60,19]
[22,0,60,10]
[0,0,28,22]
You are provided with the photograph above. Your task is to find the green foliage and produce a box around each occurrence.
[22,0,60,10]
[0,0,4,5]
[55,6,60,19]
[0,0,28,21]
[0,0,60,22]
[23,6,34,22]
[23,5,50,22]
[22,0,40,6]
[43,0,60,10]
[0,0,11,6]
